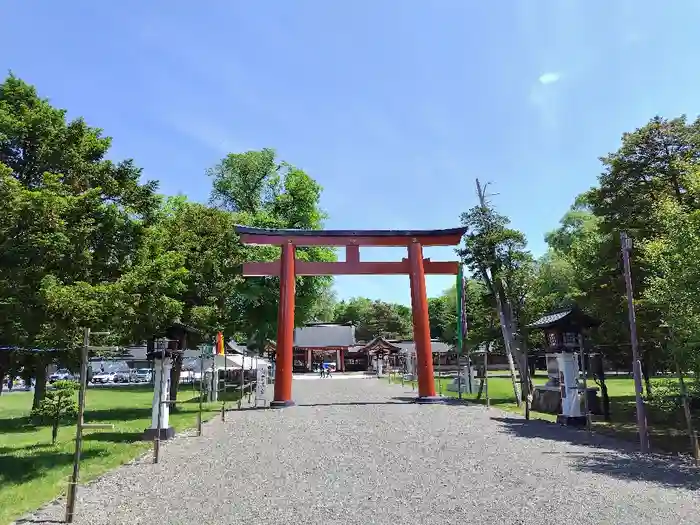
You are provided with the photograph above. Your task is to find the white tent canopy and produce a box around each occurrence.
[228,354,269,369]
[183,354,270,372]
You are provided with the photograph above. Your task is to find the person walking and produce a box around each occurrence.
[325,363,332,379]
[319,364,325,378]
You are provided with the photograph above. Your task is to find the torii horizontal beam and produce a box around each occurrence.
[235,225,467,247]
[242,258,459,276]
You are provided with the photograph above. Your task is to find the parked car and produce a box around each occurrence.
[132,368,153,383]
[92,371,116,384]
[113,371,131,383]
[49,369,75,383]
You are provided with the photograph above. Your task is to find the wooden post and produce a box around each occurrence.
[408,241,439,402]
[221,346,227,422]
[197,346,204,436]
[579,335,591,433]
[484,348,490,408]
[620,232,650,453]
[65,328,90,523]
[271,241,296,408]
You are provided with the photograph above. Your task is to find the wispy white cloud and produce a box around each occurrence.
[529,72,564,131]
[161,111,247,154]
[538,72,561,85]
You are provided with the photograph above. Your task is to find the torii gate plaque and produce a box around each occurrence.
[236,226,467,407]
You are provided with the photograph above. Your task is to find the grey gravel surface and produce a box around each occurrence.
[19,377,700,525]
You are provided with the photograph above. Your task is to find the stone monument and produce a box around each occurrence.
[143,338,178,441]
[446,366,478,394]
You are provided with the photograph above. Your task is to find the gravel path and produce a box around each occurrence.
[19,377,700,525]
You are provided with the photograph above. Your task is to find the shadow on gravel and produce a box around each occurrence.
[492,416,629,451]
[572,452,700,490]
[14,519,64,524]
[492,416,700,489]
[297,401,409,407]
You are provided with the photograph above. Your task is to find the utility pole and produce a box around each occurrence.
[620,232,650,453]
[66,329,114,523]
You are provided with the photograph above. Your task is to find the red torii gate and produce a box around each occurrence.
[236,226,467,407]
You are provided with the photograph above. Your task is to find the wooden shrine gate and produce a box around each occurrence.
[236,226,466,407]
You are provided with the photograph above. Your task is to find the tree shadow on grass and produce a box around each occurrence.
[82,407,152,422]
[82,431,144,444]
[0,447,102,484]
[0,415,35,434]
[491,416,700,489]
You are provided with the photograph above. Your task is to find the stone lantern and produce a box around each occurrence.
[527,306,600,426]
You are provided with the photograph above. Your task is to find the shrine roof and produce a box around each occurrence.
[527,307,599,330]
[357,337,403,354]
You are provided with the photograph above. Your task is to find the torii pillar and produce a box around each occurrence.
[272,241,296,407]
[236,226,467,407]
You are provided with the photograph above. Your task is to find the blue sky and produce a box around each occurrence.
[3,1,699,305]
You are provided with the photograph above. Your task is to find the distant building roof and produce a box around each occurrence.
[393,340,452,354]
[356,337,403,354]
[347,338,453,354]
[294,323,356,347]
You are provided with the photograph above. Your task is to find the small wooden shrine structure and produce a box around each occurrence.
[527,307,601,423]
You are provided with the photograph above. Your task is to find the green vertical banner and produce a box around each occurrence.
[456,265,464,357]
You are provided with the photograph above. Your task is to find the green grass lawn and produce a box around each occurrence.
[0,384,243,524]
[390,372,699,455]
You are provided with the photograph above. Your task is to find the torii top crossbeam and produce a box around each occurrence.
[235,226,467,276]
[235,226,466,247]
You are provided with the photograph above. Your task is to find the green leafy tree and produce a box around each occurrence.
[642,195,700,377]
[208,149,336,349]
[0,75,161,407]
[545,117,700,379]
[30,379,79,444]
[333,297,412,341]
[458,180,534,403]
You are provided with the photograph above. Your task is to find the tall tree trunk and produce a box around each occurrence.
[493,283,522,405]
[474,178,524,405]
[592,354,611,421]
[169,332,187,410]
[51,418,59,444]
[32,363,47,410]
[641,358,653,399]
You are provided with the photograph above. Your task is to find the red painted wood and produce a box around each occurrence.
[239,232,463,247]
[345,245,360,264]
[408,242,437,398]
[273,242,295,405]
[242,259,459,277]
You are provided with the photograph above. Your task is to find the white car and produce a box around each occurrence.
[113,371,131,383]
[92,371,116,384]
[132,368,153,383]
[49,369,75,383]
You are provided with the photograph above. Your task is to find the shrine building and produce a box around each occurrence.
[291,322,455,373]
